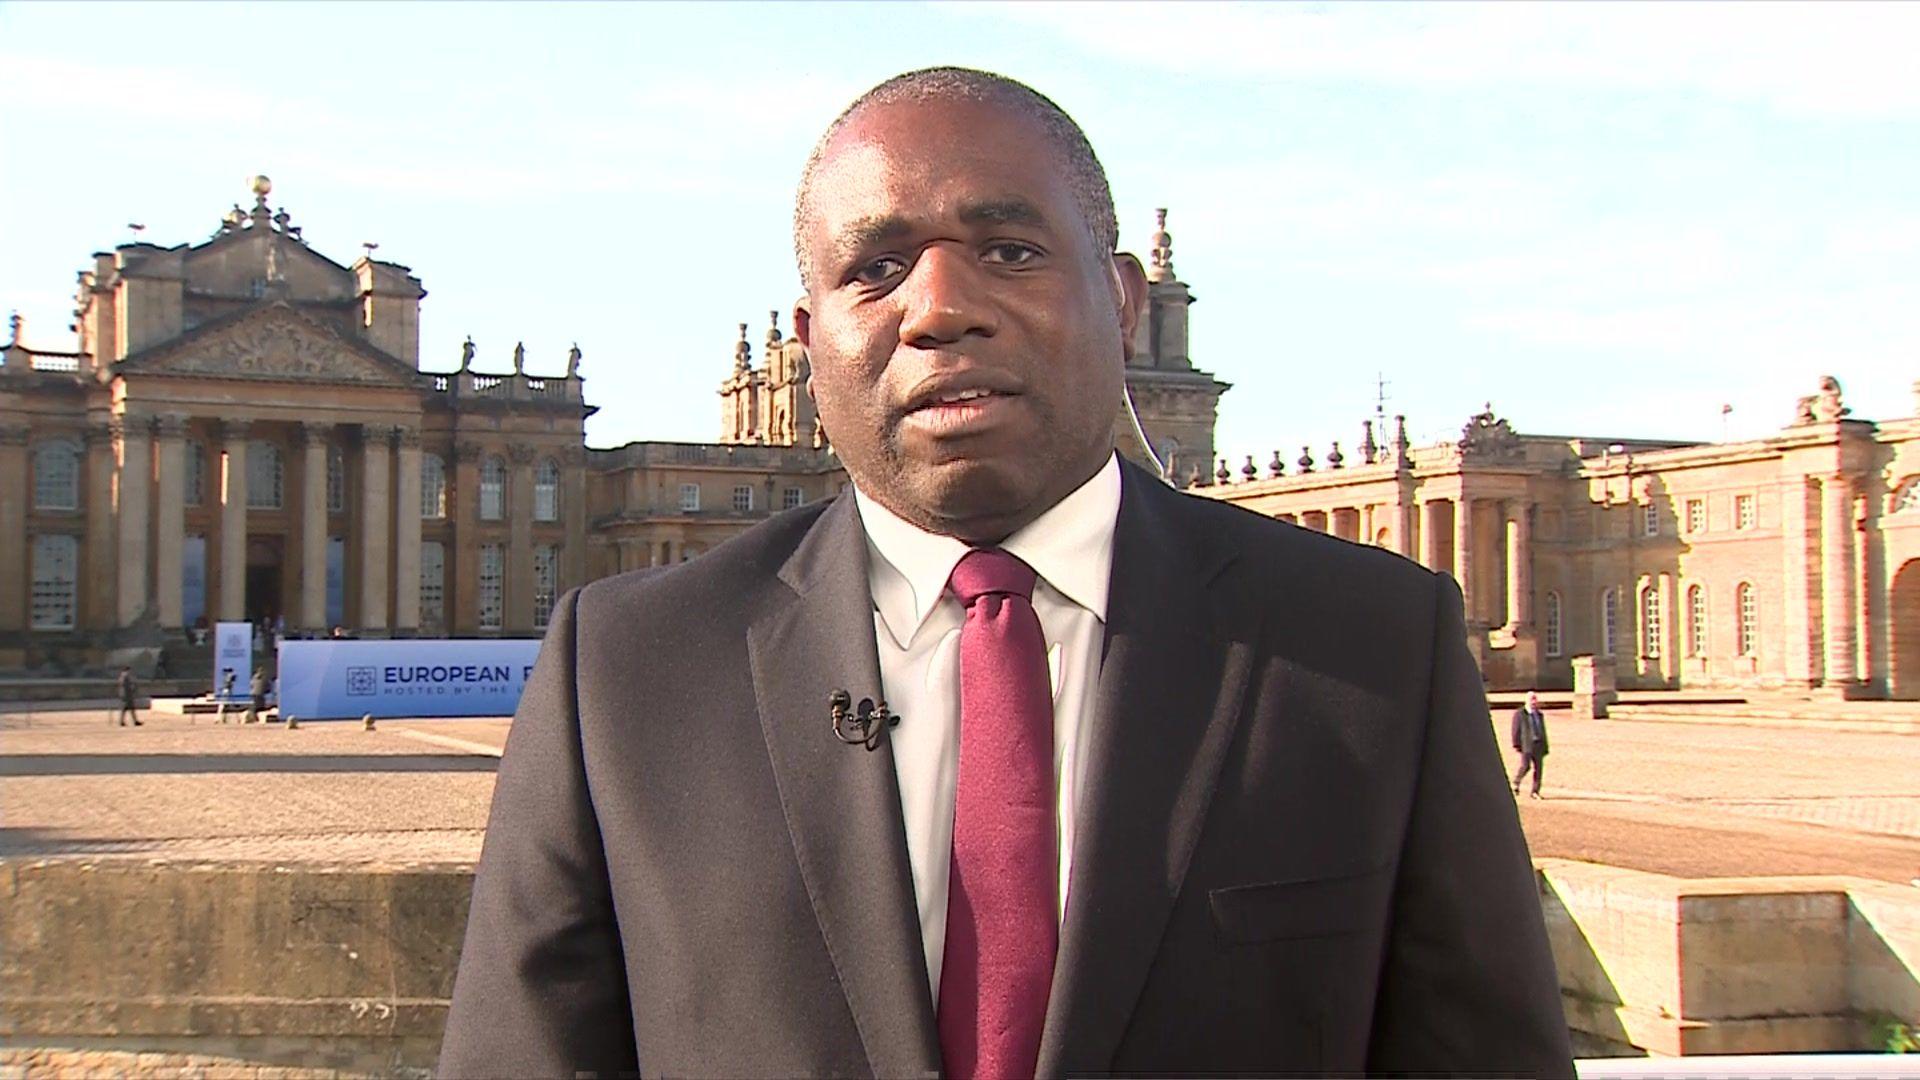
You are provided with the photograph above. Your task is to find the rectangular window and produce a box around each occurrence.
[326,449,346,514]
[732,485,754,513]
[1687,586,1708,657]
[182,534,207,628]
[679,483,700,512]
[30,534,78,630]
[1642,501,1659,537]
[783,486,804,510]
[1543,592,1562,658]
[1736,494,1755,530]
[1642,586,1662,659]
[533,544,558,630]
[478,543,504,631]
[186,444,206,507]
[1685,499,1704,534]
[246,441,283,510]
[420,541,446,631]
[326,537,346,629]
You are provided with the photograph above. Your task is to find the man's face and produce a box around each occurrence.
[795,96,1144,543]
[1527,692,1540,710]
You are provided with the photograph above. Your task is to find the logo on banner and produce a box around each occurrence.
[346,667,379,696]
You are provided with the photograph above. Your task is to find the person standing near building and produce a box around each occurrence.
[218,668,237,723]
[441,67,1571,1078]
[115,667,143,727]
[1511,690,1550,798]
[245,668,268,724]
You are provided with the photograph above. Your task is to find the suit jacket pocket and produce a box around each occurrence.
[1208,863,1393,946]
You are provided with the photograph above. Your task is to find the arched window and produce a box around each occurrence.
[1737,582,1757,657]
[32,441,79,511]
[186,442,206,507]
[246,440,283,509]
[1601,587,1618,658]
[534,458,560,522]
[326,447,347,515]
[1543,591,1562,658]
[420,454,447,519]
[1641,583,1662,659]
[30,534,78,630]
[480,456,506,521]
[1687,585,1708,657]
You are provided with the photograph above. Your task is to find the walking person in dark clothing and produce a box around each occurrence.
[244,669,268,724]
[1511,690,1548,798]
[115,667,143,727]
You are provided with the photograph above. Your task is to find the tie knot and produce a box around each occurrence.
[948,548,1037,607]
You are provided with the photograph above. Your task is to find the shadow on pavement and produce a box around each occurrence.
[0,754,499,776]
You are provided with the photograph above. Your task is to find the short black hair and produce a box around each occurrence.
[792,66,1119,290]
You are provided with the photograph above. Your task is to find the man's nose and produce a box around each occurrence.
[897,244,997,347]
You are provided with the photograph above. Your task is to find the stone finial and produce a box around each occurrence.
[1148,208,1174,281]
[1361,420,1378,465]
[459,336,475,372]
[1187,463,1205,489]
[251,174,272,208]
[1215,457,1231,485]
[1298,445,1315,474]
[1269,450,1285,478]
[272,208,291,233]
[7,310,19,346]
[567,342,582,379]
[512,341,526,376]
[767,310,782,349]
[1328,441,1345,469]
[222,204,245,231]
[1796,375,1849,424]
[1242,455,1258,482]
[734,323,752,372]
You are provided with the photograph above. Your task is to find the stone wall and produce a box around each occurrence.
[4,856,1918,1073]
[1539,858,1920,1056]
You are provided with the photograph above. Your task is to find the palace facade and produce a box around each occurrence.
[1193,384,1920,698]
[8,181,1913,702]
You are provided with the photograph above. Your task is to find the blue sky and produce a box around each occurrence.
[3,1,1915,462]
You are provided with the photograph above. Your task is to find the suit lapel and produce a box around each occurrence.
[1037,463,1260,1076]
[747,496,942,1079]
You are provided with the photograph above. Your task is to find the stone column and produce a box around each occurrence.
[1361,504,1376,546]
[1821,473,1859,692]
[358,424,393,633]
[0,425,27,632]
[1504,498,1531,629]
[1453,497,1475,622]
[393,427,423,635]
[1393,500,1414,559]
[1420,500,1444,571]
[563,446,589,592]
[153,414,188,631]
[218,421,249,622]
[451,441,482,635]
[83,422,117,628]
[507,445,536,632]
[298,422,330,631]
[115,415,153,628]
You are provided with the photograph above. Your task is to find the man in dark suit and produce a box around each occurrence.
[1512,690,1551,799]
[440,67,1572,1078]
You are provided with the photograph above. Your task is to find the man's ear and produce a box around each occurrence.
[793,297,813,351]
[1111,252,1150,363]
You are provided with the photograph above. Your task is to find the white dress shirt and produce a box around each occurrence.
[852,454,1121,1007]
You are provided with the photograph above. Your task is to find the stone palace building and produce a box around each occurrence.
[4,180,1913,700]
[1192,384,1920,698]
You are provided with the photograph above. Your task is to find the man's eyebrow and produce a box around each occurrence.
[829,215,913,263]
[957,198,1047,229]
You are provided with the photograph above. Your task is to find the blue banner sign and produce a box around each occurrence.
[275,638,544,719]
[214,621,252,703]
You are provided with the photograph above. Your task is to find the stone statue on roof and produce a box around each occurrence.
[459,337,475,372]
[567,343,582,379]
[512,341,526,377]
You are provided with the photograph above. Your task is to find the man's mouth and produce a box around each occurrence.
[901,386,1019,437]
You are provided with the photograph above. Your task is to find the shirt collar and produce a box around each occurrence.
[854,453,1122,648]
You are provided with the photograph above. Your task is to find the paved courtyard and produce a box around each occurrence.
[4,700,1919,884]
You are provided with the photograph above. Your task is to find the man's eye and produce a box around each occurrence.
[849,256,907,286]
[982,242,1041,266]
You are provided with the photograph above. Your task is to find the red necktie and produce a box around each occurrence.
[939,549,1057,1080]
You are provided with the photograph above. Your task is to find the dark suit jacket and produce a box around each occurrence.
[439,460,1573,1078]
[1512,707,1550,757]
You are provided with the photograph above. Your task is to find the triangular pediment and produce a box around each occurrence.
[123,304,418,388]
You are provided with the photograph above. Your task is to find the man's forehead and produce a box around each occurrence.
[808,120,1067,232]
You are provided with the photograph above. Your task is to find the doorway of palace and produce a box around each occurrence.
[1893,559,1920,700]
[245,536,285,628]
